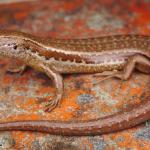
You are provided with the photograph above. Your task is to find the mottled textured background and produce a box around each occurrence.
[0,0,150,150]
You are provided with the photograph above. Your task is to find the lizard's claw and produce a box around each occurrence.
[44,97,60,112]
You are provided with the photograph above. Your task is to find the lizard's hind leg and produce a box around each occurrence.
[112,54,150,80]
[94,54,150,83]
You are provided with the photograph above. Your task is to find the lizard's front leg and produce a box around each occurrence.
[40,64,63,112]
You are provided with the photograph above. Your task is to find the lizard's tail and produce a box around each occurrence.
[0,100,149,136]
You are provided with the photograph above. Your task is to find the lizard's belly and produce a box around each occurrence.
[50,59,126,74]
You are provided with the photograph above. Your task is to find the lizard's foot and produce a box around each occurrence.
[7,59,26,74]
[93,71,121,84]
[44,96,61,112]
[93,70,118,77]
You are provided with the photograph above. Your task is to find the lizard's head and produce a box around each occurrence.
[0,36,25,58]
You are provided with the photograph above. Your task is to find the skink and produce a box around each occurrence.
[0,30,149,135]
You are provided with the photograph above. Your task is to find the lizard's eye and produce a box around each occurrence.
[13,45,18,50]
[7,43,18,50]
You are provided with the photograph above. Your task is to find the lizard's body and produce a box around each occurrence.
[0,30,149,136]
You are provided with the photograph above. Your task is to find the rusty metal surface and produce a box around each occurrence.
[0,0,150,149]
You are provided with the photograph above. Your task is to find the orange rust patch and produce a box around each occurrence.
[2,75,13,85]
[14,12,27,20]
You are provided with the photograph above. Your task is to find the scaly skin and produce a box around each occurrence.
[0,30,149,136]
